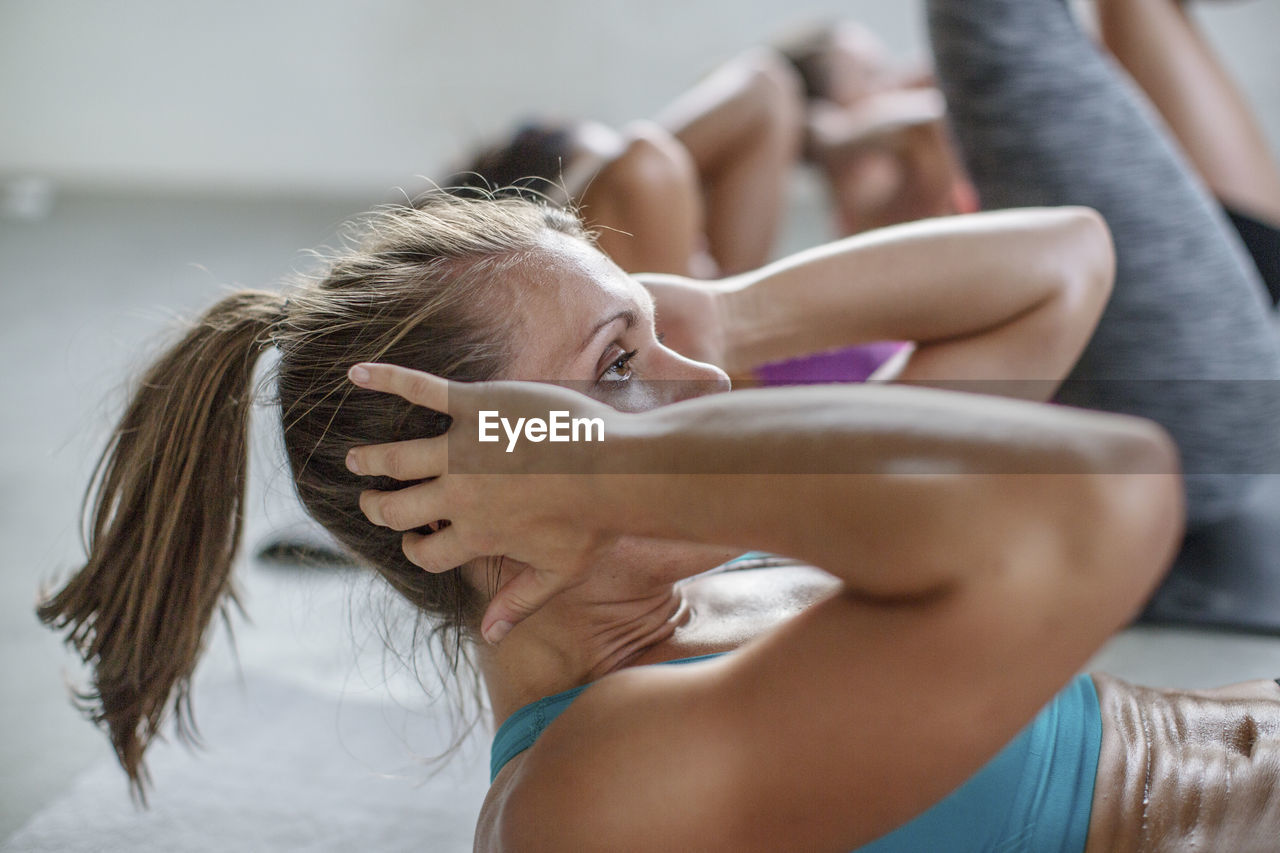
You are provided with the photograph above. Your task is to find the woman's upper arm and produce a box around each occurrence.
[497,594,1082,852]
[493,468,1180,852]
[892,207,1116,400]
[719,207,1115,396]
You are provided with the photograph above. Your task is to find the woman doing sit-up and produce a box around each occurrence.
[788,0,1280,301]
[37,186,1183,851]
[39,0,1280,849]
[445,46,803,279]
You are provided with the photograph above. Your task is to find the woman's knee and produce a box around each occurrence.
[607,123,702,204]
[738,47,806,148]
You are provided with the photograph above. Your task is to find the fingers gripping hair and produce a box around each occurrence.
[36,289,285,801]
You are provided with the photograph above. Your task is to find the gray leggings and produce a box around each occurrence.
[927,0,1280,526]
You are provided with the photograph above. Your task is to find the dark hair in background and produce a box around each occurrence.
[442,121,578,205]
[37,191,591,799]
[774,22,838,101]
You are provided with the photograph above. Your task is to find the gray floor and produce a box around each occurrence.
[6,182,1280,845]
[0,189,371,838]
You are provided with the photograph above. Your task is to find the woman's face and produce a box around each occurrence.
[503,229,730,411]
[465,228,740,592]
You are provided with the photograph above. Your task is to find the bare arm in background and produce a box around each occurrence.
[643,206,1114,400]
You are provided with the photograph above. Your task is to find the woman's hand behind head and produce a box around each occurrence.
[345,362,633,644]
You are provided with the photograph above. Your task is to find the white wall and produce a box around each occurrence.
[0,0,1275,197]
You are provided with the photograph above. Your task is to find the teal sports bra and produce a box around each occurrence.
[490,654,1102,853]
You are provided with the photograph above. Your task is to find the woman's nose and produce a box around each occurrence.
[664,353,731,403]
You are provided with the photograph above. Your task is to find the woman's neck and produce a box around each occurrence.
[474,537,747,725]
[477,579,693,727]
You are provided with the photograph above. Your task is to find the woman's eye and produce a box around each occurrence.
[601,349,638,383]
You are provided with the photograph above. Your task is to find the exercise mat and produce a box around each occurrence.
[2,673,489,853]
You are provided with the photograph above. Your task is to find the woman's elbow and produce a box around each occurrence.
[1035,206,1117,381]
[1061,206,1116,314]
[1078,420,1185,622]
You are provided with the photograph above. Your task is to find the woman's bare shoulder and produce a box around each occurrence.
[474,655,745,853]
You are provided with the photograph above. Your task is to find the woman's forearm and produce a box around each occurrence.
[719,207,1114,392]
[591,382,1178,597]
[346,364,1180,642]
[806,87,948,161]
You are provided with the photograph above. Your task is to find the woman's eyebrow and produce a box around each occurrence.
[577,309,636,355]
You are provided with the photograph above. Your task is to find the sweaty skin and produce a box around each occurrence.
[345,211,1268,849]
[476,553,1280,851]
[483,559,1280,851]
[1087,674,1280,852]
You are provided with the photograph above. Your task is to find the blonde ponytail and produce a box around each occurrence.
[39,192,594,800]
[38,289,284,800]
